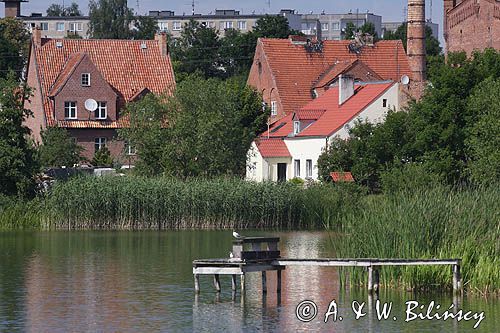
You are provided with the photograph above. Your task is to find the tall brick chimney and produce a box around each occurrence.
[1,0,27,18]
[155,32,168,56]
[407,0,426,83]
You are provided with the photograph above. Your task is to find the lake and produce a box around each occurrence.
[0,231,497,332]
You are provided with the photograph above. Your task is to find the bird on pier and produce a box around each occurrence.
[232,230,241,238]
[229,252,234,259]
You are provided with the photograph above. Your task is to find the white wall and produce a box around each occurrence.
[332,83,399,139]
[246,142,291,182]
[284,137,327,180]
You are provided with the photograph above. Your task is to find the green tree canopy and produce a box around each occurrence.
[0,73,38,197]
[252,15,298,39]
[38,127,83,168]
[46,2,82,17]
[120,75,268,178]
[131,15,158,40]
[88,0,134,39]
[383,22,441,56]
[0,18,30,80]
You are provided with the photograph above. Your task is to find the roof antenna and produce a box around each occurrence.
[266,0,271,10]
[136,0,140,13]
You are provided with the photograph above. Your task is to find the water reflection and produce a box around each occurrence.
[0,231,497,332]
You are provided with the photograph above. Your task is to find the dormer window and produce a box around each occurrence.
[81,73,90,86]
[293,121,301,135]
[95,101,107,119]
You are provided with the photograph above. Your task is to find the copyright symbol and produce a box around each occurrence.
[296,300,318,322]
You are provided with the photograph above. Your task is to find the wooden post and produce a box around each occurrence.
[277,269,282,293]
[231,274,237,291]
[240,273,246,293]
[373,267,380,293]
[262,271,267,293]
[453,264,462,294]
[368,266,374,293]
[194,274,200,294]
[214,274,221,292]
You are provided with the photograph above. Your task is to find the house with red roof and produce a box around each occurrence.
[246,77,399,182]
[24,28,175,165]
[247,36,412,124]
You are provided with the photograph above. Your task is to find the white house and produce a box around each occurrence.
[246,77,400,182]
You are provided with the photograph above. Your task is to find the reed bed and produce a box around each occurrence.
[0,195,46,230]
[334,185,500,295]
[46,176,360,230]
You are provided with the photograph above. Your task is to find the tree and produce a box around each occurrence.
[0,73,38,197]
[383,22,441,56]
[38,127,83,168]
[343,22,357,40]
[170,20,222,79]
[46,2,82,17]
[219,29,257,77]
[131,15,158,40]
[465,78,500,184]
[0,18,30,80]
[120,75,268,178]
[92,146,113,167]
[88,0,134,39]
[253,15,299,39]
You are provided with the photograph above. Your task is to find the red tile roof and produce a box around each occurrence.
[260,82,394,139]
[330,172,355,182]
[313,59,356,89]
[33,38,175,128]
[48,53,86,97]
[297,82,394,137]
[259,38,409,115]
[256,138,291,158]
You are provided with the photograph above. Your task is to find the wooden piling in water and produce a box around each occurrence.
[231,274,237,291]
[277,269,282,293]
[241,273,246,293]
[453,264,462,294]
[262,271,267,293]
[213,274,221,292]
[194,274,200,294]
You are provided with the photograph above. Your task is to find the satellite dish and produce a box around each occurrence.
[84,99,98,112]
[401,75,410,85]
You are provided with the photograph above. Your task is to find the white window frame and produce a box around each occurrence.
[306,160,313,178]
[81,73,90,86]
[321,23,329,31]
[64,101,77,119]
[69,22,83,32]
[94,137,107,152]
[125,142,137,156]
[332,22,340,31]
[95,101,107,119]
[158,22,168,31]
[294,159,301,178]
[383,99,388,107]
[238,21,247,30]
[293,121,301,135]
[56,22,65,32]
[271,101,277,116]
[40,22,49,31]
[172,21,181,31]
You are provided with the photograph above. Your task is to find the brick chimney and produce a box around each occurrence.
[33,26,41,47]
[155,32,168,56]
[407,0,426,83]
[1,0,26,18]
[339,75,355,105]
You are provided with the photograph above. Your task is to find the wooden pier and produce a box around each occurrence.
[193,237,463,295]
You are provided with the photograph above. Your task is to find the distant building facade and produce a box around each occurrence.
[381,21,439,39]
[444,0,500,55]
[300,12,382,40]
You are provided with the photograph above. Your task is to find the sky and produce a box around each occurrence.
[1,0,445,41]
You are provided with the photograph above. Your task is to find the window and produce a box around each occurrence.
[81,73,90,86]
[293,121,301,135]
[40,22,49,31]
[321,23,329,31]
[306,160,313,178]
[383,99,388,107]
[158,22,168,31]
[95,102,107,119]
[172,21,181,31]
[94,137,106,152]
[56,22,65,31]
[220,21,233,30]
[271,101,277,116]
[332,22,340,30]
[69,22,83,32]
[294,160,301,178]
[238,21,247,30]
[64,101,77,119]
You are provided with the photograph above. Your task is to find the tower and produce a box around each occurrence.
[407,0,426,83]
[443,0,456,42]
[1,0,27,18]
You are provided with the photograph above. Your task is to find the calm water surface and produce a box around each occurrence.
[0,231,498,332]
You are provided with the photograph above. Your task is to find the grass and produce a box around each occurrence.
[334,185,500,295]
[0,195,46,230]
